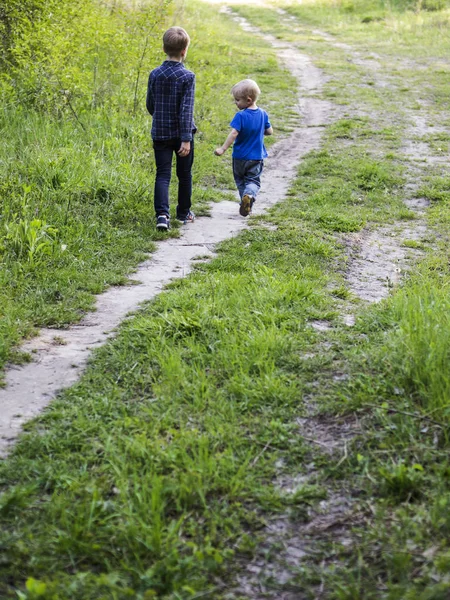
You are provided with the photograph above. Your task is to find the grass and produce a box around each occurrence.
[0,0,299,383]
[0,212,335,597]
[0,0,449,598]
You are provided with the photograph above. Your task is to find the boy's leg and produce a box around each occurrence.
[237,159,263,217]
[175,138,194,220]
[243,160,263,200]
[153,140,174,218]
[232,159,246,200]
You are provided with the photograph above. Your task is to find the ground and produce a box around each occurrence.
[0,1,449,599]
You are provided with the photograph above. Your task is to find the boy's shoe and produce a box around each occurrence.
[156,214,170,230]
[176,210,195,224]
[239,194,254,217]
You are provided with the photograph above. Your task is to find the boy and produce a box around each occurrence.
[146,26,196,231]
[215,79,273,216]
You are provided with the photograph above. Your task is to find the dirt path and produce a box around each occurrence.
[217,6,438,598]
[0,8,336,455]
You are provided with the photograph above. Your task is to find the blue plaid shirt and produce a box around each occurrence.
[146,61,196,142]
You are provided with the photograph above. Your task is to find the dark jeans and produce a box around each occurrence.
[153,138,194,218]
[232,158,264,200]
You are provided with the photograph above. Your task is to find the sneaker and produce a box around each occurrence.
[156,214,170,230]
[176,210,195,224]
[239,194,254,217]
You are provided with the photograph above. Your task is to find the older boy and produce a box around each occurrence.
[146,26,196,230]
[215,79,272,216]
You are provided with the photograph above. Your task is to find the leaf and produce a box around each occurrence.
[25,578,47,596]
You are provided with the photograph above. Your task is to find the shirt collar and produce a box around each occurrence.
[163,60,185,67]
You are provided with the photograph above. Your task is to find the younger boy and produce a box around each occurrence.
[146,26,196,231]
[215,79,273,216]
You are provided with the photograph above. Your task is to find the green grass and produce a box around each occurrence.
[0,0,449,598]
[0,202,336,598]
[310,253,450,598]
[0,0,299,382]
[1,100,445,600]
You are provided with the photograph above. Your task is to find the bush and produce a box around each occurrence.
[0,0,169,113]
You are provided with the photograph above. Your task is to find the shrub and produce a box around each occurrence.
[0,0,169,113]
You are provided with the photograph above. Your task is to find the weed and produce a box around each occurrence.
[3,218,58,266]
[378,461,425,502]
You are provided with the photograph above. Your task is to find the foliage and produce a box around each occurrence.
[0,0,46,69]
[3,217,58,265]
[0,0,299,379]
[269,0,450,31]
[315,0,450,14]
[0,0,169,112]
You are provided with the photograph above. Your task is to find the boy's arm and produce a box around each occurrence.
[180,75,195,142]
[214,128,239,156]
[264,111,273,136]
[146,73,154,115]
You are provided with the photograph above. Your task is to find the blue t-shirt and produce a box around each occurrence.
[230,107,271,160]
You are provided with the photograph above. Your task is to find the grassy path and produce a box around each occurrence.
[0,4,327,452]
[225,3,450,598]
[1,1,449,599]
[0,0,297,384]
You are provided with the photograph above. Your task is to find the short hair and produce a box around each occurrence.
[232,79,261,102]
[163,27,190,56]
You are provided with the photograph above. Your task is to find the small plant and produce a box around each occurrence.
[401,239,425,249]
[421,0,447,11]
[355,161,399,191]
[378,462,425,502]
[317,213,364,232]
[4,218,58,265]
[431,494,450,535]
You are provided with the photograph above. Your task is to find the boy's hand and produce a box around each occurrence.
[215,129,238,156]
[178,141,191,157]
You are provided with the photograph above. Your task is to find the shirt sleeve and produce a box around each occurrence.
[264,111,271,130]
[230,112,242,131]
[180,74,195,141]
[146,72,154,115]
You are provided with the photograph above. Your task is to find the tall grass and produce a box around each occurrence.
[391,277,450,411]
[367,263,450,414]
[282,0,450,56]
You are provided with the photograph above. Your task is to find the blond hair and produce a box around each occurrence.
[232,79,261,102]
[163,27,190,57]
